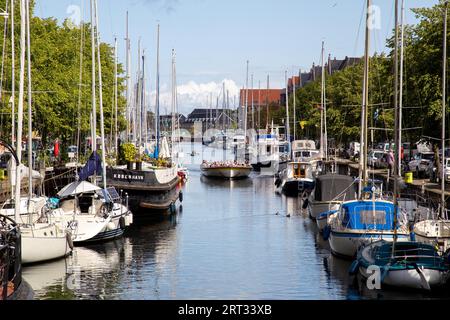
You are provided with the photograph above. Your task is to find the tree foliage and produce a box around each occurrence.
[272,0,449,148]
[0,0,126,154]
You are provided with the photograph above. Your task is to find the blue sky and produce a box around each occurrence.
[34,0,439,114]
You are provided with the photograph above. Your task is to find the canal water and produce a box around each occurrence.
[22,143,450,300]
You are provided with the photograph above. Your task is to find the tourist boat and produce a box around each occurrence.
[201,161,252,179]
[352,240,449,290]
[52,180,133,244]
[307,174,356,221]
[327,197,410,259]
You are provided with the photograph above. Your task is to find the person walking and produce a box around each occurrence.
[387,149,394,173]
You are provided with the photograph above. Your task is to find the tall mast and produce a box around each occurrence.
[76,3,84,168]
[244,60,249,138]
[141,52,146,147]
[398,0,405,171]
[392,0,400,256]
[227,89,230,129]
[320,41,325,159]
[14,0,26,222]
[222,81,226,131]
[90,0,96,154]
[293,73,296,141]
[134,38,140,145]
[94,0,107,191]
[285,70,290,153]
[358,0,371,198]
[171,49,176,160]
[251,73,254,130]
[258,80,261,131]
[114,37,118,155]
[25,0,32,210]
[155,24,160,157]
[266,74,269,130]
[125,11,131,142]
[442,2,448,218]
[10,0,15,145]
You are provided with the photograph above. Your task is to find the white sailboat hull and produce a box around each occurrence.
[414,220,450,252]
[329,230,410,258]
[359,265,447,290]
[21,224,71,264]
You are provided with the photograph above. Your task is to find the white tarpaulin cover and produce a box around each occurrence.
[57,180,101,198]
[7,160,44,186]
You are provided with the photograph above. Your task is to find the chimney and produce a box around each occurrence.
[312,62,316,81]
[328,54,332,75]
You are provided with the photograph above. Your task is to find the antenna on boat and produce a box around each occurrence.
[155,23,161,158]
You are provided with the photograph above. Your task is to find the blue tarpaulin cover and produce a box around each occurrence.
[341,201,400,231]
[78,151,102,181]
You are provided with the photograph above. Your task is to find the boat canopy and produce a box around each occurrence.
[57,180,101,198]
[341,201,401,231]
[314,174,356,202]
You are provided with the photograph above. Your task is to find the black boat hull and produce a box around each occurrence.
[106,167,180,215]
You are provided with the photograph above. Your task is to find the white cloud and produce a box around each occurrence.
[149,79,240,116]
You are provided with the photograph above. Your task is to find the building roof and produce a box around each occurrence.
[239,89,282,107]
[186,108,227,122]
[339,56,362,70]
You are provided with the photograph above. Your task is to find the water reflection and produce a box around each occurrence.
[23,144,450,300]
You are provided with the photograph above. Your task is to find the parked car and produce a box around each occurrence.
[367,149,384,168]
[429,157,450,184]
[376,142,395,153]
[408,152,435,178]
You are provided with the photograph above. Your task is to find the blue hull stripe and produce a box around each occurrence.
[331,231,410,239]
[84,228,124,242]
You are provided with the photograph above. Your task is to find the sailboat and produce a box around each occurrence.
[328,0,410,259]
[10,0,71,264]
[52,0,133,243]
[352,0,450,290]
[107,23,181,214]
